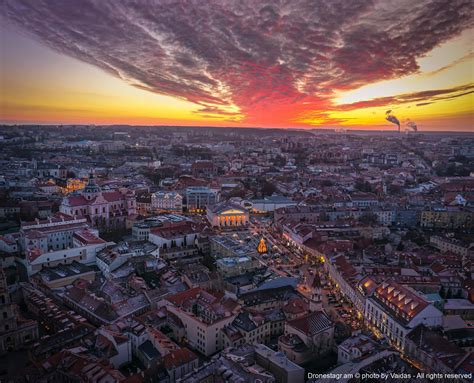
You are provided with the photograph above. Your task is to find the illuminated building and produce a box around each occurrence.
[257,237,267,254]
[59,173,136,229]
[60,178,87,194]
[365,279,442,351]
[206,202,249,228]
[37,179,59,194]
[186,186,220,213]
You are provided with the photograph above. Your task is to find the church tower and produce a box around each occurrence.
[82,170,102,200]
[309,272,323,312]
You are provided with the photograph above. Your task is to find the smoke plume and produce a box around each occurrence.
[385,110,401,132]
[406,119,418,132]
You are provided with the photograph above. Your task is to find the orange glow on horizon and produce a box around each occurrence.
[1,20,472,131]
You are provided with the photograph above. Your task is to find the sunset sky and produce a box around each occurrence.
[1,0,473,131]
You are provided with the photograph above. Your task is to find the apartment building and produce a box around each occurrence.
[151,191,183,212]
[365,280,443,351]
[430,235,472,257]
[164,288,240,356]
[185,186,220,212]
[20,213,108,275]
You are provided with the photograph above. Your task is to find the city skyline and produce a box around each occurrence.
[1,0,473,131]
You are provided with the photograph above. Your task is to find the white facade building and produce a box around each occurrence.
[365,280,443,351]
[164,288,239,356]
[246,195,296,213]
[151,191,183,212]
[206,202,249,228]
[20,213,109,275]
[148,221,199,250]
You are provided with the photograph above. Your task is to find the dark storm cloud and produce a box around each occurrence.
[1,0,473,122]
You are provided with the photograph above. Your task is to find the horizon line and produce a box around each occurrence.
[1,123,473,134]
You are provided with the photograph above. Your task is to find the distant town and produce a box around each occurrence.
[0,125,473,383]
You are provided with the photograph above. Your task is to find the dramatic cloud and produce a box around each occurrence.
[2,0,473,125]
[334,83,474,111]
[298,83,474,126]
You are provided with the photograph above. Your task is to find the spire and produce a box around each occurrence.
[87,169,96,186]
[312,272,321,289]
[83,169,101,199]
[309,271,322,312]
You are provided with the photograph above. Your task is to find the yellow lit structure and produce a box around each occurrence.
[207,203,249,227]
[257,237,267,254]
[60,178,87,194]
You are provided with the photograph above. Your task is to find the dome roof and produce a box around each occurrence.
[83,172,101,194]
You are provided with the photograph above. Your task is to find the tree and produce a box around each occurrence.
[446,288,453,299]
[261,180,277,197]
[439,286,445,298]
[404,229,425,246]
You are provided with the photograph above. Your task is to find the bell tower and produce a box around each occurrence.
[82,170,101,200]
[309,272,323,312]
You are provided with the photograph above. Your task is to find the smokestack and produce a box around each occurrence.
[385,110,401,132]
[406,119,417,132]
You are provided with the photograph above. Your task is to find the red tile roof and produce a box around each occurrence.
[22,212,76,226]
[66,195,89,207]
[374,279,430,324]
[166,287,202,307]
[163,347,197,370]
[287,311,333,336]
[103,191,125,202]
[282,297,309,315]
[150,221,198,239]
[73,229,106,245]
